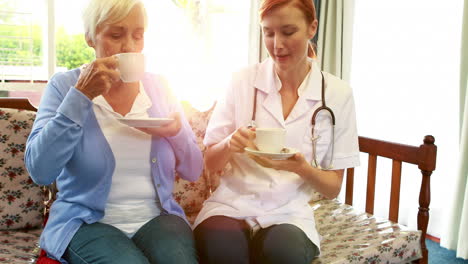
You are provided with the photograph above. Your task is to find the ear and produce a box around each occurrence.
[85,34,94,48]
[308,20,318,39]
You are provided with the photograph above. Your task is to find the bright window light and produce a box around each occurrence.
[1,0,252,110]
[0,0,46,83]
[349,0,463,238]
[143,0,251,111]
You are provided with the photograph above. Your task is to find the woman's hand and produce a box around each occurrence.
[249,152,345,198]
[247,152,309,174]
[228,127,257,153]
[136,112,182,138]
[76,56,120,100]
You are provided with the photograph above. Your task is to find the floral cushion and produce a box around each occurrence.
[171,103,213,214]
[0,228,42,263]
[312,199,422,264]
[0,108,45,230]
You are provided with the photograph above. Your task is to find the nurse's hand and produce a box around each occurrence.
[136,112,182,138]
[228,127,257,153]
[247,152,309,174]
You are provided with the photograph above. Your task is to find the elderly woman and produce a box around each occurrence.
[25,0,202,263]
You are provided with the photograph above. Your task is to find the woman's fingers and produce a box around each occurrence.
[229,140,245,152]
[76,56,121,100]
[247,152,308,173]
[247,154,273,168]
[237,127,255,138]
[102,68,120,82]
[229,127,256,153]
[102,56,119,68]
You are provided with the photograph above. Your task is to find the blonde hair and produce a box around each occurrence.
[83,0,147,44]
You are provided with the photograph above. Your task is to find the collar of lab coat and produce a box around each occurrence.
[250,58,324,127]
[253,57,323,101]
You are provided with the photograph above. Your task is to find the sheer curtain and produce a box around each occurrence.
[348,0,462,239]
[316,0,355,81]
[441,2,468,259]
[248,0,262,64]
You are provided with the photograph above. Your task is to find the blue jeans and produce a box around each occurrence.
[194,216,319,264]
[63,214,197,264]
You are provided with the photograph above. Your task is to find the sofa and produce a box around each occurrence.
[0,98,436,264]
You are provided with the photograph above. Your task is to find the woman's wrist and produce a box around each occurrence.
[222,131,237,154]
[223,136,235,157]
[292,158,311,176]
[76,85,96,100]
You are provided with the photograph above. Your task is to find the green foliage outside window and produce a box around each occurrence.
[55,27,95,69]
[0,24,95,70]
[0,24,42,66]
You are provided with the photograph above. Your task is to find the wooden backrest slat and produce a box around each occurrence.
[0,97,37,111]
[345,168,354,205]
[365,154,377,214]
[359,136,419,165]
[389,160,402,222]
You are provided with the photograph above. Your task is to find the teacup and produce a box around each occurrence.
[115,53,145,83]
[255,128,286,153]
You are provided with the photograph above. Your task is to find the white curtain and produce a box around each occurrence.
[316,0,355,81]
[248,0,262,64]
[441,2,468,259]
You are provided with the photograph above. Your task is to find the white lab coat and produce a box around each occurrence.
[194,58,360,250]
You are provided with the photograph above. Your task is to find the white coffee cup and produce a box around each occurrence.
[255,128,286,153]
[115,53,145,83]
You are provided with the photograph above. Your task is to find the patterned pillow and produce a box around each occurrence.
[0,108,45,230]
[172,103,213,214]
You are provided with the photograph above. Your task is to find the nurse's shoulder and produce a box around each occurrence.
[321,71,354,103]
[229,61,265,87]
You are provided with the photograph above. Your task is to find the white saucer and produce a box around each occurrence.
[117,118,174,128]
[244,147,298,160]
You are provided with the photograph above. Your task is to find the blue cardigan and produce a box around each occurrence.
[25,69,203,262]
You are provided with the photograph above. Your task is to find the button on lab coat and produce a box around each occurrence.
[194,58,360,250]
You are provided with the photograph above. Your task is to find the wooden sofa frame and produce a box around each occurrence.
[0,97,437,264]
[344,135,436,264]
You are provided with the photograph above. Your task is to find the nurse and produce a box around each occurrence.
[193,0,360,263]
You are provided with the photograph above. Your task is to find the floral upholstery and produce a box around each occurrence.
[0,229,42,263]
[171,102,213,217]
[0,103,422,263]
[311,199,421,264]
[0,108,44,230]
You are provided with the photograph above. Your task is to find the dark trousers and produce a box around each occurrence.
[63,214,197,264]
[194,216,319,264]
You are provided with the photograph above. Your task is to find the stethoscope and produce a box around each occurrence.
[249,71,335,170]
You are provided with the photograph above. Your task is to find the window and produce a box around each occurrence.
[348,0,463,238]
[0,0,254,109]
[55,0,94,71]
[0,0,46,93]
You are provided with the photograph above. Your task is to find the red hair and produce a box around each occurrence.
[259,0,317,58]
